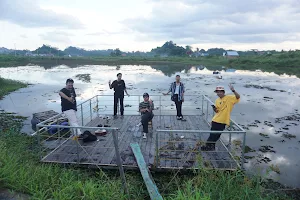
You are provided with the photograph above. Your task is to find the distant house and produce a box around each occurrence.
[193,52,209,57]
[160,54,168,58]
[201,53,209,57]
[121,53,127,57]
[223,51,239,58]
[193,52,201,57]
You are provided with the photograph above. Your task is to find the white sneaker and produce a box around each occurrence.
[136,122,142,127]
[143,133,147,139]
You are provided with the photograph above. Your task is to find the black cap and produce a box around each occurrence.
[143,93,149,97]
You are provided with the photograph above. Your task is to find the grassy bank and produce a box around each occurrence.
[0,77,27,99]
[1,52,300,77]
[0,78,293,199]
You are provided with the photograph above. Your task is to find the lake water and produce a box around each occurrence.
[0,64,299,188]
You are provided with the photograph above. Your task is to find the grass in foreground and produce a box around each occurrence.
[0,111,291,200]
[0,77,27,99]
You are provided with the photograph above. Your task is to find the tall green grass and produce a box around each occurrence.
[0,77,27,99]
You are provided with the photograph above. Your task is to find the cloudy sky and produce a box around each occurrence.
[1,0,300,51]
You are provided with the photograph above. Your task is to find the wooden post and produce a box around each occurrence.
[112,130,129,195]
[202,95,204,115]
[155,132,159,168]
[37,125,42,160]
[131,143,163,200]
[81,104,84,126]
[89,99,92,122]
[241,132,246,170]
[96,95,99,117]
[76,138,80,164]
[206,99,209,122]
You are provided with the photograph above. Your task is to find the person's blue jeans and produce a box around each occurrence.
[141,112,153,133]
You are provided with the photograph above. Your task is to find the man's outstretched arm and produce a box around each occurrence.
[229,84,240,99]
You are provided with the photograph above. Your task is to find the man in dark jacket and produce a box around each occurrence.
[109,73,129,116]
[59,78,81,136]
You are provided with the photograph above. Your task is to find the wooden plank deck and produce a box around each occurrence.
[131,143,163,200]
[41,115,239,170]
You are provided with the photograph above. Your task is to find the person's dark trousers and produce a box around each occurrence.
[113,94,124,115]
[141,112,154,133]
[206,121,226,150]
[174,94,183,117]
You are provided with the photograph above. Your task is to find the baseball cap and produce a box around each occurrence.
[214,86,225,92]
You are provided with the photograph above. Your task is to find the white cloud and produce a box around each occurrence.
[124,0,300,49]
[0,0,83,29]
[1,0,300,51]
[39,31,74,44]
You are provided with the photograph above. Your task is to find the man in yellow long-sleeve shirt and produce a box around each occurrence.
[201,84,240,151]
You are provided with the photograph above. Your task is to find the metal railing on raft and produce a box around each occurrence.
[73,94,205,129]
[35,123,129,193]
[36,94,246,170]
[155,129,246,170]
[77,94,246,163]
[74,94,245,126]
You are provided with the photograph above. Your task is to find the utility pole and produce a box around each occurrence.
[14,43,16,56]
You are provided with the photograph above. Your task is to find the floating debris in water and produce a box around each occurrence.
[75,74,91,83]
[269,164,281,174]
[259,145,276,153]
[248,123,259,127]
[239,124,249,130]
[259,133,270,138]
[264,121,274,127]
[260,156,272,163]
[244,84,286,92]
[245,145,256,153]
[275,114,300,123]
[282,133,296,139]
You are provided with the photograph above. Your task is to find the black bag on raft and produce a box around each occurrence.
[82,131,97,142]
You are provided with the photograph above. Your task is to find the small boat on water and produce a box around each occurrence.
[226,68,236,72]
[196,65,205,70]
[213,71,222,79]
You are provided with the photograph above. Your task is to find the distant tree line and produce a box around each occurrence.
[0,42,298,57]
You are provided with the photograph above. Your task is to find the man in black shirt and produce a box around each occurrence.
[59,78,81,136]
[108,73,129,116]
[139,93,154,139]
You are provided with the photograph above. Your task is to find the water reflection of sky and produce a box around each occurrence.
[0,65,299,188]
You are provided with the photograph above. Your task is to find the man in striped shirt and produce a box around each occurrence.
[139,93,154,139]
